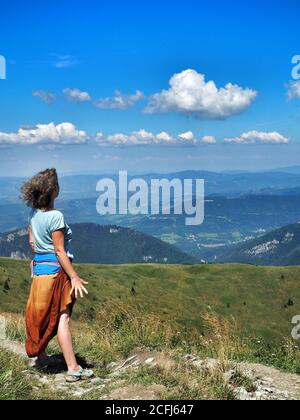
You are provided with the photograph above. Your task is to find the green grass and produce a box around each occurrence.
[0,349,73,400]
[1,256,300,395]
[228,369,257,393]
[235,339,300,373]
[0,350,32,400]
[1,257,300,343]
[0,349,78,401]
[123,362,236,400]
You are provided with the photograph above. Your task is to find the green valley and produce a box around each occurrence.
[1,258,299,343]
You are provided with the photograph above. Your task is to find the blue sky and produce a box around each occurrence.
[0,0,300,176]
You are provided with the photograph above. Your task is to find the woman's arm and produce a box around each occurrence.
[28,226,35,253]
[28,226,35,278]
[52,229,88,299]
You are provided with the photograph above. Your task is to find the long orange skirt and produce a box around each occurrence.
[25,269,75,358]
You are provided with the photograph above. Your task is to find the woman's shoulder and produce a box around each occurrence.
[31,208,64,216]
[50,209,64,217]
[38,209,65,224]
[48,209,65,222]
[32,209,64,220]
[47,210,66,232]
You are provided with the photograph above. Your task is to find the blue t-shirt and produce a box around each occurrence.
[30,209,74,259]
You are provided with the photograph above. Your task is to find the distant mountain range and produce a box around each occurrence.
[272,166,300,174]
[1,192,300,260]
[2,169,300,262]
[3,168,300,204]
[211,222,300,266]
[0,223,197,265]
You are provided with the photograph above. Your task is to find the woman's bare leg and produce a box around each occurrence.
[57,311,79,372]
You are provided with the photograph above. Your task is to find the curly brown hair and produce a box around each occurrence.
[21,168,59,209]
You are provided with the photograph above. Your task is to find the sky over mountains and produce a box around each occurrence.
[0,0,300,175]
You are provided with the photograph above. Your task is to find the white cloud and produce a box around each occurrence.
[0,123,88,145]
[54,55,76,69]
[178,131,195,142]
[32,90,56,104]
[144,69,257,119]
[95,132,104,141]
[94,90,144,110]
[156,131,174,143]
[63,88,91,102]
[224,131,289,144]
[101,130,155,146]
[105,133,132,145]
[95,129,197,147]
[287,81,300,99]
[202,135,217,144]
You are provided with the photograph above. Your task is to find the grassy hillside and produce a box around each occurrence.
[2,257,300,400]
[1,257,299,343]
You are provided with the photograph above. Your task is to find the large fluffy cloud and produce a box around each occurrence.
[287,81,300,100]
[144,69,257,119]
[0,123,88,145]
[63,88,91,102]
[224,131,289,144]
[94,90,144,110]
[95,129,198,146]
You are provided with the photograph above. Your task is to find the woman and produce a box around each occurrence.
[21,168,94,382]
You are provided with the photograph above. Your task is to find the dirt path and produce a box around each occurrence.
[0,338,28,358]
[237,362,300,400]
[1,338,300,400]
[0,339,167,399]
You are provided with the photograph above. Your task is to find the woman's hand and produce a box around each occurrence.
[70,276,89,299]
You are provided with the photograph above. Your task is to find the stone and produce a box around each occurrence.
[108,362,118,369]
[192,358,220,372]
[236,387,251,401]
[254,390,266,400]
[223,369,236,383]
[262,387,274,394]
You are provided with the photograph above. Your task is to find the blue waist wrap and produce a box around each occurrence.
[33,253,61,276]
